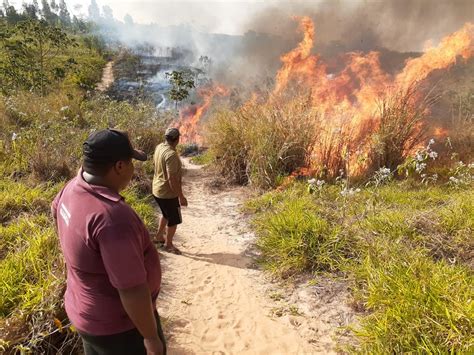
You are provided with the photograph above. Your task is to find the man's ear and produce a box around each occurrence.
[113,160,124,174]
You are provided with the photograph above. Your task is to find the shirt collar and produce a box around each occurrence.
[76,168,123,203]
[163,142,176,151]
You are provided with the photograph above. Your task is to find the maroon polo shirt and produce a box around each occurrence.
[51,170,161,336]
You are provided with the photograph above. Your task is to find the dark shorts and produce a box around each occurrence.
[153,196,182,227]
[79,312,166,355]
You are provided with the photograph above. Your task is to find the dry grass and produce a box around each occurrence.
[206,95,319,188]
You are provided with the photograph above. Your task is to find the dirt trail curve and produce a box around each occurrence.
[156,160,354,354]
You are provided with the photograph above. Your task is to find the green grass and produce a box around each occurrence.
[0,180,61,223]
[254,195,348,275]
[190,150,214,166]
[249,181,474,352]
[352,243,473,353]
[0,219,61,317]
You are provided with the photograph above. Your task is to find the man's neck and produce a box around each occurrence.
[165,141,177,150]
[82,170,119,192]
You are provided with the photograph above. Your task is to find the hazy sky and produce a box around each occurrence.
[9,0,279,34]
[6,0,473,50]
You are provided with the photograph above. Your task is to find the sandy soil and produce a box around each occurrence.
[156,160,355,354]
[96,61,114,92]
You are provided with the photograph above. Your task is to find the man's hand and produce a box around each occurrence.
[179,195,188,207]
[144,337,164,355]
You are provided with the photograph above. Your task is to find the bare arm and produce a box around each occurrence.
[118,284,163,354]
[169,174,187,206]
[169,174,184,198]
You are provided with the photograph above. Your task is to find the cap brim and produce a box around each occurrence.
[132,149,147,161]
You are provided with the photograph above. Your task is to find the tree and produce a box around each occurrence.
[3,0,22,23]
[1,19,76,95]
[166,70,195,110]
[58,0,70,26]
[50,0,58,13]
[199,55,212,73]
[23,1,39,19]
[102,5,113,22]
[41,0,56,23]
[88,0,100,21]
[124,13,133,26]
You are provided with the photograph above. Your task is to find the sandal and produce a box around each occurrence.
[163,246,182,255]
[153,240,166,247]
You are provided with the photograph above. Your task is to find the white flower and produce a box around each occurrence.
[60,106,69,112]
[449,176,459,183]
[341,187,360,196]
[11,132,18,141]
[428,138,435,146]
[316,179,325,187]
[428,151,438,160]
[308,178,316,185]
[415,162,427,173]
[415,152,424,162]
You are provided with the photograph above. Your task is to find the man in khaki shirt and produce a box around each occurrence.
[152,128,187,254]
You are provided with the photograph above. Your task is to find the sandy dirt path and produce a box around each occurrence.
[96,61,114,92]
[156,160,354,354]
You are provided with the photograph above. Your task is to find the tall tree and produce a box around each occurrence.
[23,1,39,19]
[41,0,55,23]
[50,0,59,13]
[58,0,70,26]
[88,0,100,21]
[3,0,22,23]
[102,5,113,22]
[123,13,134,26]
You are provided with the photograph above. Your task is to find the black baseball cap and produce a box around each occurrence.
[83,129,147,164]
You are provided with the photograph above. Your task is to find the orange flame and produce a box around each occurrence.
[270,18,473,174]
[178,84,230,144]
[434,127,449,138]
[396,23,474,91]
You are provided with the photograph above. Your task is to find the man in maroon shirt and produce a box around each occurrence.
[52,129,165,355]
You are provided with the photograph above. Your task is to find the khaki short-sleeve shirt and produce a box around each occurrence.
[152,142,182,198]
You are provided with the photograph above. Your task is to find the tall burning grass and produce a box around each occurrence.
[206,95,318,188]
[369,84,440,173]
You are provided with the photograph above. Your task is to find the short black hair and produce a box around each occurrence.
[165,136,179,144]
[82,159,115,177]
[82,157,132,177]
